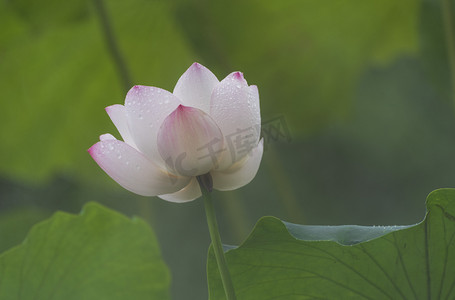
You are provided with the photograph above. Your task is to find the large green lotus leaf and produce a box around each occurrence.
[0,0,193,182]
[0,202,170,300]
[208,188,455,299]
[174,0,419,134]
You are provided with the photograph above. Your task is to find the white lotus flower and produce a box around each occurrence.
[88,63,263,202]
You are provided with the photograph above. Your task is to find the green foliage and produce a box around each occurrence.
[174,0,419,134]
[419,0,453,101]
[0,202,170,300]
[208,189,455,299]
[0,0,193,182]
[0,207,51,253]
[0,0,419,182]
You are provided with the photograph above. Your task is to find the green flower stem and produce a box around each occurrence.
[198,175,237,300]
[92,0,132,92]
[442,0,455,106]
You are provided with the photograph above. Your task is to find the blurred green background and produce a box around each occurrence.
[1,0,454,299]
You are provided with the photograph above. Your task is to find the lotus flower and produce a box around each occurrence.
[89,63,263,202]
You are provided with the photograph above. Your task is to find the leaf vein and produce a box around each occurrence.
[358,243,407,300]
[230,261,372,299]
[302,243,394,299]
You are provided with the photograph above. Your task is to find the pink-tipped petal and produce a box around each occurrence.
[88,138,190,196]
[210,72,261,170]
[158,177,202,203]
[124,85,182,164]
[212,139,263,191]
[173,62,219,114]
[157,105,224,177]
[105,105,138,149]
